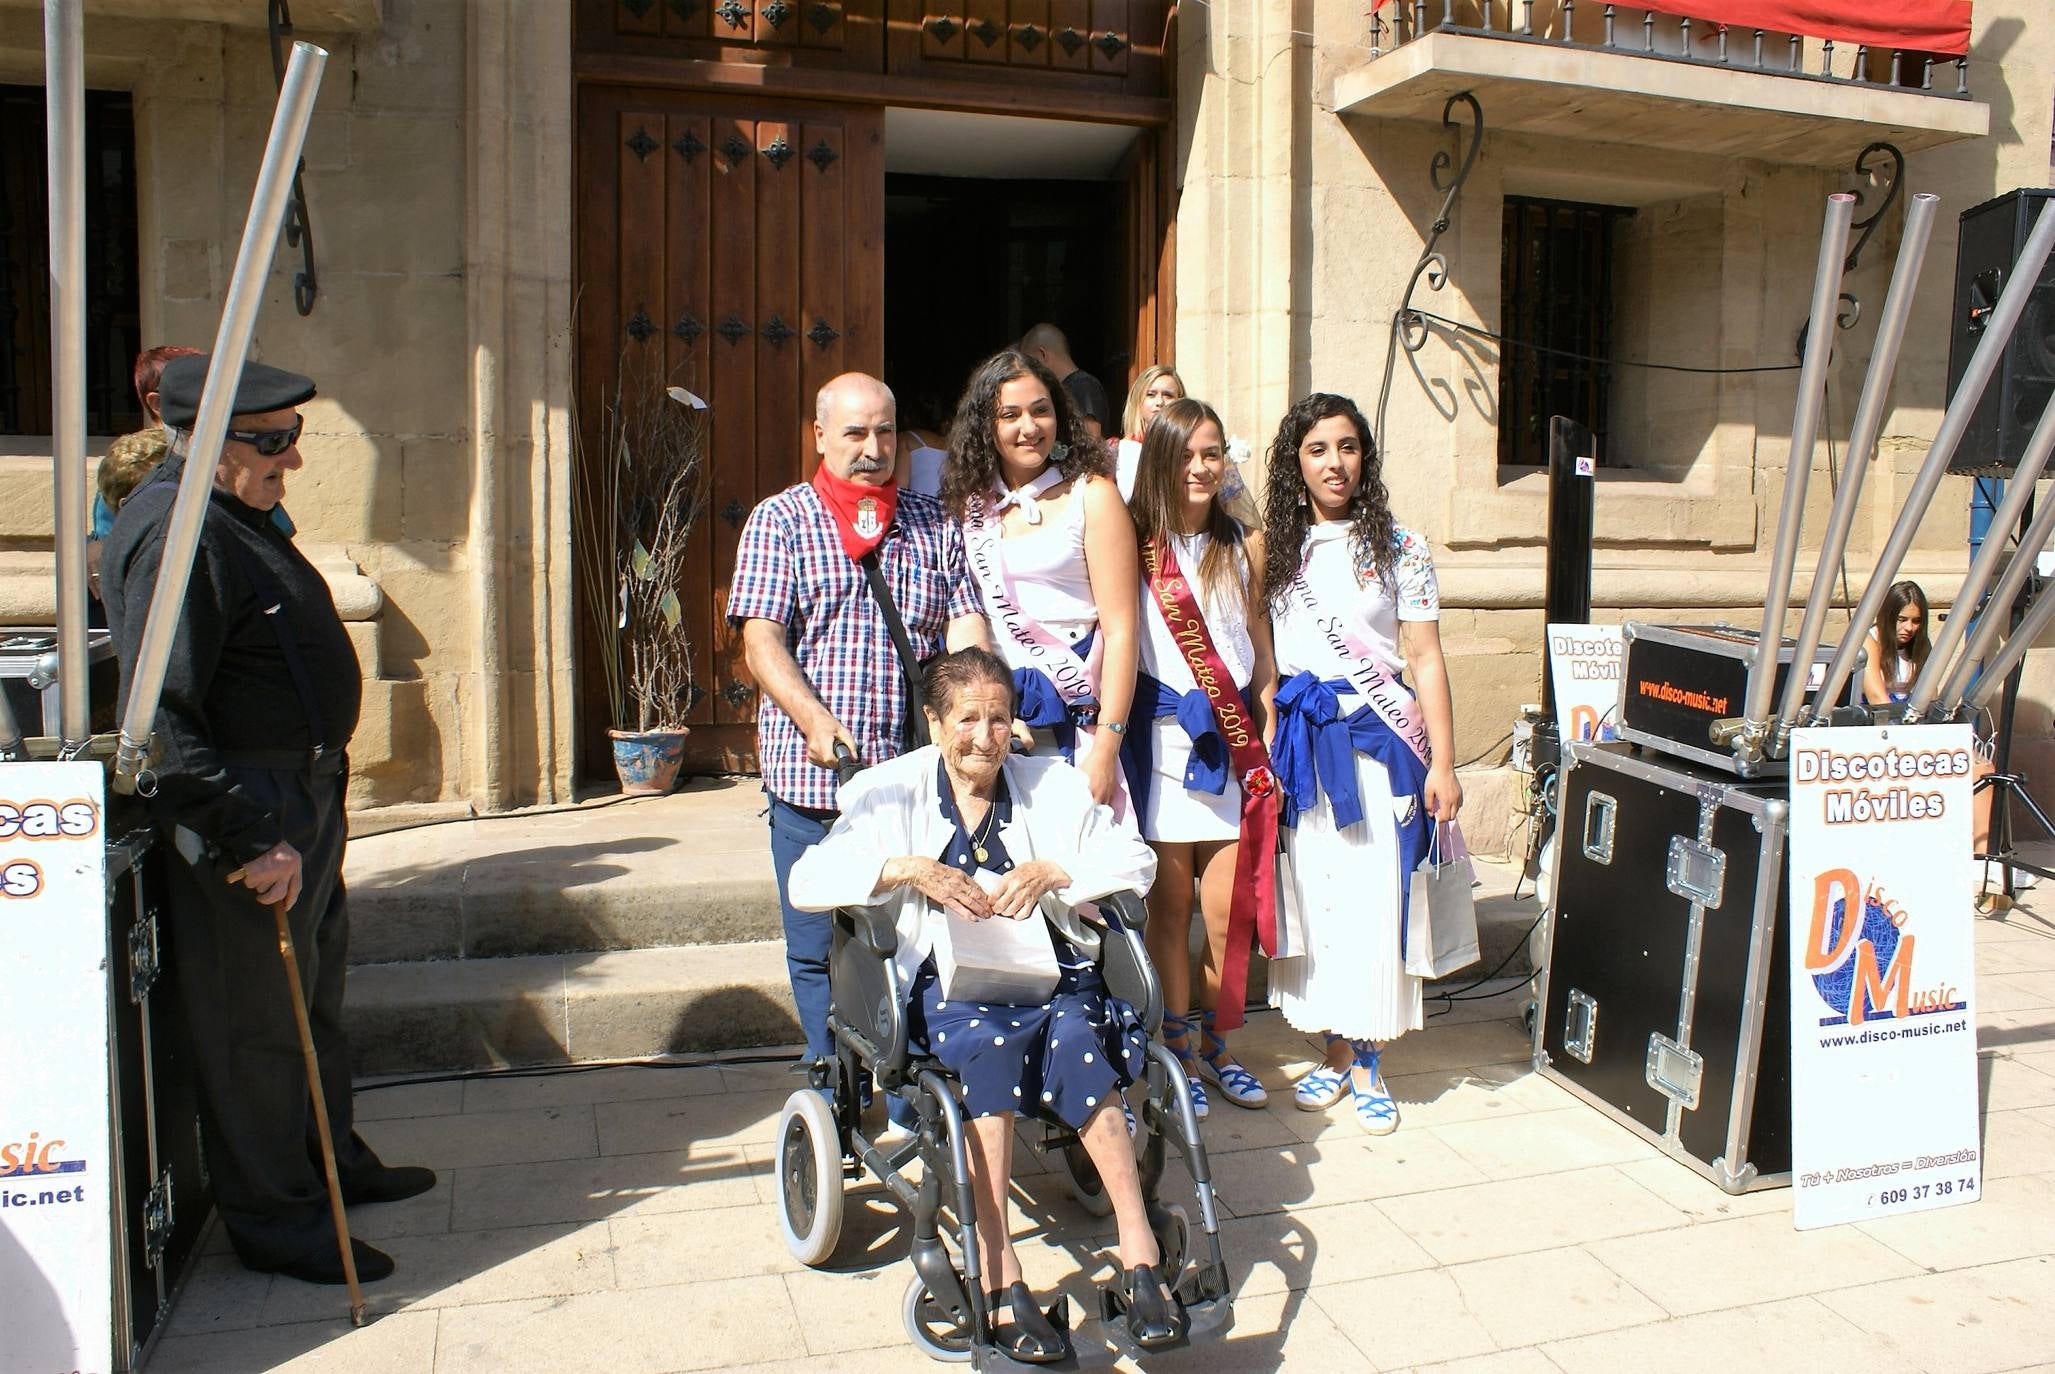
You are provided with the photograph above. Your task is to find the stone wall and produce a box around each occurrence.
[1173,0,2055,789]
[0,0,575,815]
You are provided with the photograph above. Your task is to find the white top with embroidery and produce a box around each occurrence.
[1272,521,1439,681]
[977,485,1098,651]
[1139,531,1255,691]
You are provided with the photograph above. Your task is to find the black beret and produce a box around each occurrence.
[157,354,317,429]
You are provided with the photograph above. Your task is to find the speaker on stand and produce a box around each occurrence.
[1946,188,2055,903]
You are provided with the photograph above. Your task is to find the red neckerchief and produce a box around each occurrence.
[811,463,898,561]
[1142,533,1279,1032]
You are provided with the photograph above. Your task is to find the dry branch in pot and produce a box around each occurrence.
[574,360,710,734]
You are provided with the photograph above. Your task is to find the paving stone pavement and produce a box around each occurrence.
[147,899,2055,1373]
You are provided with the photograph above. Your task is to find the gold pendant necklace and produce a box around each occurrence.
[968,803,997,867]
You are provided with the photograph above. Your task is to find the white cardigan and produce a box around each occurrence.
[788,746,1158,992]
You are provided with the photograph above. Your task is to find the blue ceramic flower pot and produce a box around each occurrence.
[608,728,687,795]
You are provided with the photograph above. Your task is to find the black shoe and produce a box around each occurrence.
[343,1164,437,1205]
[987,1281,1071,1365]
[264,1238,395,1286]
[1120,1263,1187,1350]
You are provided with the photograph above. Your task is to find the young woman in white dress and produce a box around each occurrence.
[1262,393,1462,1135]
[1123,398,1276,1116]
[1114,364,1185,501]
[941,350,1139,812]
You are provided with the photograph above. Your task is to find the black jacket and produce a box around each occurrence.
[101,455,361,861]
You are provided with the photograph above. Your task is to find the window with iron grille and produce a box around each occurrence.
[1498,196,1633,468]
[0,84,143,437]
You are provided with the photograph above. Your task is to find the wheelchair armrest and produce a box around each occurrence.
[1093,889,1150,931]
[841,902,898,956]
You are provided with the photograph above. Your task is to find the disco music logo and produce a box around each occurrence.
[1805,870,1962,1027]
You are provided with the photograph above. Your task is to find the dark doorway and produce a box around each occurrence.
[885,173,1130,437]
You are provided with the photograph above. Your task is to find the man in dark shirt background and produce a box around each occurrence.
[1022,322,1112,442]
[101,355,432,1286]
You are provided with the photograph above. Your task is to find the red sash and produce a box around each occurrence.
[1142,535,1278,1033]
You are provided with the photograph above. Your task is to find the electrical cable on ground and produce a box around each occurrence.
[356,1049,803,1091]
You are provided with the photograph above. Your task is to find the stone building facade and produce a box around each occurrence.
[1,0,2049,846]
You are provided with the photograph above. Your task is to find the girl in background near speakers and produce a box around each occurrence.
[1263,393,1461,1136]
[1114,364,1185,501]
[941,350,1140,814]
[1123,398,1276,1117]
[1863,579,1931,706]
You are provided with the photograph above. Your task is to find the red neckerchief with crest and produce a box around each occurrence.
[811,463,898,560]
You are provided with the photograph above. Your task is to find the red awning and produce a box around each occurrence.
[1632,2,1972,56]
[1370,2,1974,58]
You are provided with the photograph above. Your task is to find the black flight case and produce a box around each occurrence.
[105,825,214,1369]
[1534,741,1793,1193]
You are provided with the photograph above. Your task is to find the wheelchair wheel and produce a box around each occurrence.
[902,1273,975,1363]
[775,1088,845,1266]
[1058,1139,1116,1218]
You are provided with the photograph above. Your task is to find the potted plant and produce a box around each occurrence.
[574,360,710,793]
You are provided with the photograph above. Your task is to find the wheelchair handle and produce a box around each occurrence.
[832,740,860,786]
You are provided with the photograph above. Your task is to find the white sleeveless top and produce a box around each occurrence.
[1139,531,1255,690]
[983,486,1097,649]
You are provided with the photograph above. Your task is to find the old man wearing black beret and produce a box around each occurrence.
[101,355,432,1285]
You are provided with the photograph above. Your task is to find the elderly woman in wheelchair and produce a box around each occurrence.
[781,647,1233,1366]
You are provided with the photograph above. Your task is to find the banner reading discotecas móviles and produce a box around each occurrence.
[1787,725,1980,1230]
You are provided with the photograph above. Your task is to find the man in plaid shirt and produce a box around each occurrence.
[731,372,988,1063]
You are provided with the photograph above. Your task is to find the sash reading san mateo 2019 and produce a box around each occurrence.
[1792,744,1976,824]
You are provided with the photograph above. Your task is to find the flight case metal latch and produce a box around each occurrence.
[1646,1034,1703,1110]
[128,908,161,1004]
[144,1169,175,1270]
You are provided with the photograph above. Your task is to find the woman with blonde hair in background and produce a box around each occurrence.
[1115,364,1184,501]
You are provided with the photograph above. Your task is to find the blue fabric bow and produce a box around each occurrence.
[1011,629,1098,761]
[1119,671,1235,823]
[1272,672,1430,838]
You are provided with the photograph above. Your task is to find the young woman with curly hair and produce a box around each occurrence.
[1123,397,1277,1117]
[942,349,1140,814]
[1261,393,1462,1135]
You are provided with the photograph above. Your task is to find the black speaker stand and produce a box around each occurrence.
[1974,576,2055,913]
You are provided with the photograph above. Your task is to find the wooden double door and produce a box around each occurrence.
[576,87,884,774]
[574,79,1172,780]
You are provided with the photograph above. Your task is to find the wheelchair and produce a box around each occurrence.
[773,889,1236,1367]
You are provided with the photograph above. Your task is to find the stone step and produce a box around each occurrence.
[343,861,1546,1075]
[346,780,782,964]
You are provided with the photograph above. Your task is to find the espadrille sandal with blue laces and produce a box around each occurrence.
[1198,1010,1269,1108]
[1293,1035,1350,1111]
[1348,1040,1400,1136]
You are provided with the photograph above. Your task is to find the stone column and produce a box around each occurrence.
[464,0,576,808]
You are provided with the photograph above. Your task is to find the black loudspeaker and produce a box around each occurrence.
[1947,188,2055,475]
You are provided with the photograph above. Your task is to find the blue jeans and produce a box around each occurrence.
[768,794,836,1062]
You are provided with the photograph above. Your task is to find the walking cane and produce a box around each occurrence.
[232,881,366,1324]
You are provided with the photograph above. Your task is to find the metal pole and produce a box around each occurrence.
[110,40,328,794]
[1906,406,2055,718]
[1966,577,2055,715]
[1774,193,1938,737]
[45,0,90,754]
[1811,202,2055,724]
[1932,487,2055,714]
[1739,193,1855,752]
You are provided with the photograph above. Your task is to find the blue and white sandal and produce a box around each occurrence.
[1199,1010,1269,1109]
[1160,1013,1210,1121]
[1293,1036,1349,1111]
[1348,1040,1400,1136]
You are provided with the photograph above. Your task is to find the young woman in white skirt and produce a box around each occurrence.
[1262,393,1462,1135]
[1122,397,1276,1117]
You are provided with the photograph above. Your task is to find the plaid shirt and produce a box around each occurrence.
[728,483,981,811]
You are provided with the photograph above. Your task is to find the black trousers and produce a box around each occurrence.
[160,756,383,1269]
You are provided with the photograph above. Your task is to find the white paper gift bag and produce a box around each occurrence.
[1405,821,1481,980]
[929,872,1061,1005]
[1271,841,1310,962]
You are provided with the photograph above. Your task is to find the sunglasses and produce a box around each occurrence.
[225,419,304,456]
